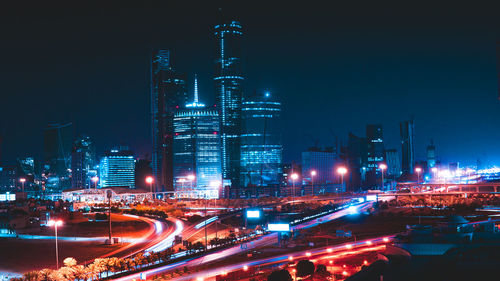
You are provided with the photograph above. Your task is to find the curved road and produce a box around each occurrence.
[113,202,373,281]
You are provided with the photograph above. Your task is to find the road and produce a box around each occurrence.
[171,235,393,281]
[113,202,373,281]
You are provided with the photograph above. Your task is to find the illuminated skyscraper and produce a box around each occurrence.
[240,92,282,193]
[151,50,188,192]
[366,124,385,170]
[173,76,222,199]
[100,147,135,189]
[71,136,95,189]
[400,120,415,175]
[214,16,244,193]
[427,140,436,168]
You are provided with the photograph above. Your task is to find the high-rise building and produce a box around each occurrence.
[151,50,188,192]
[346,133,368,191]
[71,136,95,189]
[400,120,415,175]
[0,166,16,191]
[173,76,222,199]
[366,125,385,170]
[100,147,136,189]
[301,147,338,185]
[17,157,35,176]
[240,92,282,192]
[385,149,401,177]
[214,16,244,193]
[427,140,436,168]
[365,124,385,187]
[43,123,73,176]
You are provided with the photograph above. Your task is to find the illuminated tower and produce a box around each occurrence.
[173,76,222,199]
[214,15,244,195]
[151,50,188,192]
[240,92,282,194]
[400,120,415,175]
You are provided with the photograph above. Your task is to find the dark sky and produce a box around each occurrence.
[0,0,499,166]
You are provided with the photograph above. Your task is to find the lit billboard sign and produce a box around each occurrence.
[267,223,290,232]
[0,193,15,202]
[246,210,261,218]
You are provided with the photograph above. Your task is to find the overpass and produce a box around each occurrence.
[393,182,500,194]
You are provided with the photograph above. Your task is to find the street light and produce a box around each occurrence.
[431,167,438,182]
[379,164,387,190]
[291,173,299,209]
[91,176,99,189]
[310,170,317,196]
[145,176,154,201]
[337,167,347,192]
[19,178,26,193]
[415,167,422,183]
[47,219,63,269]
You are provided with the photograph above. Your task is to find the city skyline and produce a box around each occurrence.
[0,1,499,166]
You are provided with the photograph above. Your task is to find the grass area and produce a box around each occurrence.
[16,214,150,238]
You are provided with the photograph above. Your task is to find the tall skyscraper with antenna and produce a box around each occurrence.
[151,50,188,192]
[173,76,221,198]
[214,13,244,196]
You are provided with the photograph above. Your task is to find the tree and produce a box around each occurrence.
[63,258,77,268]
[267,269,292,281]
[296,260,315,278]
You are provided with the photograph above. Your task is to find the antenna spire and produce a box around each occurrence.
[194,74,199,103]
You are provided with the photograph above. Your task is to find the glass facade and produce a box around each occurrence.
[214,20,243,190]
[173,79,222,199]
[71,136,95,189]
[100,148,135,189]
[400,120,415,175]
[240,93,282,189]
[151,50,188,192]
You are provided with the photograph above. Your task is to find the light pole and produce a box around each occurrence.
[431,167,438,182]
[310,170,317,196]
[290,173,299,210]
[379,164,387,190]
[47,219,63,269]
[19,178,26,193]
[146,176,154,201]
[91,176,99,189]
[415,167,422,183]
[337,167,347,191]
[337,167,347,204]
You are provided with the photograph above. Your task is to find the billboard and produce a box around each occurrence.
[267,223,290,232]
[246,210,261,218]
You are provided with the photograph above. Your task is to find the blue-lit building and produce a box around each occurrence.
[366,124,385,187]
[100,147,136,189]
[151,50,188,193]
[214,17,244,194]
[400,120,415,175]
[173,76,222,199]
[240,92,282,195]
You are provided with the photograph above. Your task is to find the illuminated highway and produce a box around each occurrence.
[113,202,373,281]
[170,236,393,281]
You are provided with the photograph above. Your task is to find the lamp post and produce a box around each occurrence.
[379,164,387,190]
[145,176,154,201]
[337,167,347,191]
[415,167,422,183]
[91,176,99,189]
[431,167,438,183]
[47,219,63,269]
[19,178,26,193]
[310,170,317,196]
[290,173,299,210]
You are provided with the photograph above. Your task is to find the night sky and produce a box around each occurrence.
[0,0,499,166]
